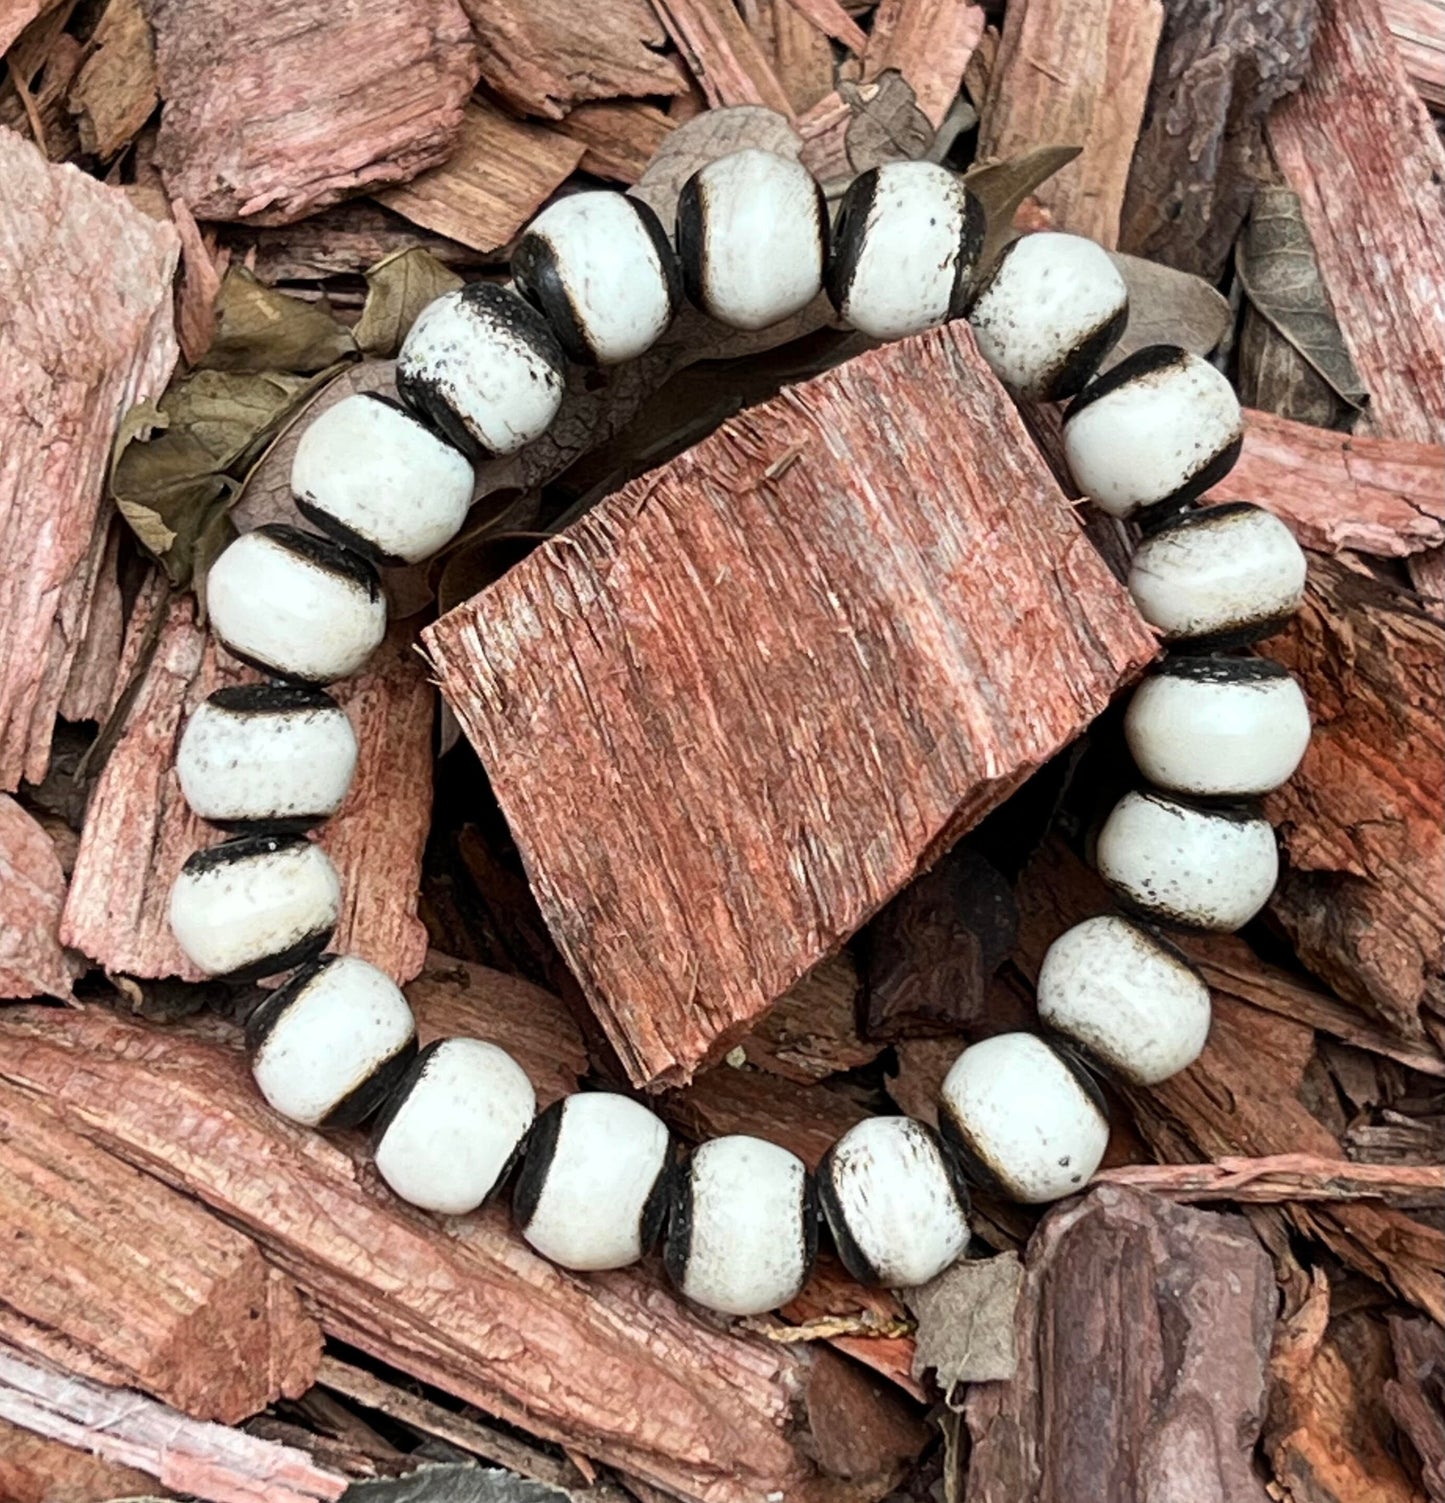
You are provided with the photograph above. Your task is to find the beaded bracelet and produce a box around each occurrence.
[163,151,1311,1319]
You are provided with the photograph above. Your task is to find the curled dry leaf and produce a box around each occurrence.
[354,247,463,358]
[629,104,803,223]
[110,369,331,585]
[841,70,933,177]
[1104,252,1233,368]
[963,144,1081,272]
[199,267,358,374]
[1235,186,1368,414]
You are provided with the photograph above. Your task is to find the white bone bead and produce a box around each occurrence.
[168,833,340,980]
[965,232,1128,401]
[1125,658,1311,798]
[176,686,358,831]
[826,162,985,341]
[676,149,827,331]
[665,1135,815,1316]
[817,1117,970,1287]
[1037,915,1212,1085]
[247,953,417,1129]
[373,1037,536,1214]
[1096,790,1279,931]
[939,1033,1109,1204]
[397,283,567,459]
[1063,346,1244,519]
[514,192,681,365]
[290,393,473,565]
[1127,503,1308,647]
[513,1092,672,1270]
[207,526,386,685]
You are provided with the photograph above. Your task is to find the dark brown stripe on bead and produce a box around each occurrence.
[1155,655,1290,684]
[824,167,880,319]
[627,194,684,317]
[948,189,988,318]
[182,830,309,879]
[207,684,339,716]
[662,1156,696,1290]
[1040,302,1131,403]
[369,1037,444,1148]
[815,1140,881,1286]
[1064,343,1190,420]
[510,1095,566,1232]
[514,232,596,366]
[293,496,407,569]
[675,175,709,315]
[321,1032,419,1131]
[256,524,382,600]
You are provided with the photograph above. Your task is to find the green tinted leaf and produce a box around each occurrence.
[201,266,357,373]
[355,247,463,357]
[110,369,322,585]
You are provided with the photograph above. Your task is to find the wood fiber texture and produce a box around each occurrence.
[425,324,1157,1088]
[146,0,480,222]
[965,1186,1276,1503]
[61,595,432,983]
[0,1003,922,1503]
[0,128,179,792]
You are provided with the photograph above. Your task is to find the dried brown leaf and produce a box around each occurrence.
[630,104,803,223]
[110,369,323,584]
[1105,251,1233,368]
[200,267,357,374]
[907,1252,1023,1394]
[963,144,1081,271]
[1237,306,1350,429]
[1235,186,1367,409]
[354,247,463,358]
[841,69,932,175]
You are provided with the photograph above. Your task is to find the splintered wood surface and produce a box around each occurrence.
[0,128,178,793]
[146,0,480,222]
[0,1085,320,1423]
[0,1003,923,1503]
[0,795,75,1000]
[61,594,432,983]
[1267,0,1445,449]
[1204,409,1445,560]
[425,324,1157,1089]
[978,0,1162,246]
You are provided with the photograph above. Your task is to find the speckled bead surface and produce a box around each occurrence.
[176,685,358,832]
[1037,915,1212,1085]
[373,1037,536,1214]
[513,1092,672,1270]
[514,191,681,366]
[290,392,474,565]
[207,525,387,685]
[677,149,828,332]
[1096,789,1279,931]
[826,162,985,341]
[664,1134,816,1316]
[168,832,340,980]
[1127,502,1308,648]
[817,1116,970,1287]
[397,282,567,459]
[247,953,417,1129]
[1063,346,1243,519]
[939,1032,1109,1204]
[1125,657,1311,798]
[965,232,1129,401]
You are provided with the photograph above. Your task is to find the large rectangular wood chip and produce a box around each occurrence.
[424,324,1156,1088]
